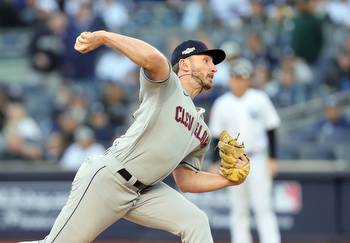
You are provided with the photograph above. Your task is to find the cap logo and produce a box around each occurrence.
[182,47,196,55]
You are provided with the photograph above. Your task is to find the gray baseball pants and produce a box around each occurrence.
[18,154,213,243]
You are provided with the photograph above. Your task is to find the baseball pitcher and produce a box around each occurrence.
[19,31,250,243]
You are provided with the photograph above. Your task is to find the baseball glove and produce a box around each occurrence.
[217,131,250,183]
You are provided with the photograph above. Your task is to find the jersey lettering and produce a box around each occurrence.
[175,106,194,130]
[194,122,209,147]
[175,106,209,147]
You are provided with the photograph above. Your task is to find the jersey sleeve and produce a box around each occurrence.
[138,63,178,101]
[139,62,172,85]
[261,93,281,130]
[178,146,207,171]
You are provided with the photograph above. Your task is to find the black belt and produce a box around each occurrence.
[117,168,150,191]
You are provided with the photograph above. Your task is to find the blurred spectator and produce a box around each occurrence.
[279,47,313,85]
[4,101,42,142]
[33,0,60,17]
[292,97,350,160]
[0,1,26,27]
[95,0,129,32]
[51,109,81,150]
[62,1,106,102]
[291,0,325,65]
[251,61,272,90]
[0,101,43,160]
[0,88,11,155]
[0,87,10,131]
[315,98,350,140]
[244,0,270,35]
[88,102,115,148]
[50,83,74,122]
[268,0,295,50]
[209,0,251,29]
[15,0,61,25]
[60,126,105,169]
[0,0,61,27]
[101,82,130,128]
[322,48,350,92]
[243,0,285,57]
[45,131,65,163]
[181,0,207,31]
[165,35,182,60]
[28,12,67,74]
[62,1,106,80]
[95,50,137,84]
[267,68,308,108]
[162,0,183,26]
[243,32,276,68]
[324,0,350,27]
[52,85,89,125]
[68,90,89,123]
[343,34,350,52]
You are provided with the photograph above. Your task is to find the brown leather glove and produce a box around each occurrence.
[217,131,250,183]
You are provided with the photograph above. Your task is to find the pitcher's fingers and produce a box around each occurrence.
[235,158,249,169]
[80,31,91,38]
[218,141,236,155]
[78,35,90,44]
[220,159,235,169]
[75,44,88,53]
[219,151,237,165]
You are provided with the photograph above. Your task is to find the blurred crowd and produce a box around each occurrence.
[0,0,350,167]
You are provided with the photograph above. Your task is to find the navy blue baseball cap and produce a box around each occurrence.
[171,40,226,66]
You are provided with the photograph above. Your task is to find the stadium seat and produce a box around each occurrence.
[277,141,300,160]
[297,142,335,160]
[334,143,350,161]
[317,128,350,145]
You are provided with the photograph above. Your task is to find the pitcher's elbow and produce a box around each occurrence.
[143,52,167,69]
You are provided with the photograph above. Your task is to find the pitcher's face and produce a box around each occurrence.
[187,55,217,90]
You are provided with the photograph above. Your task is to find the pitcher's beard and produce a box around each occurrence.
[179,72,212,93]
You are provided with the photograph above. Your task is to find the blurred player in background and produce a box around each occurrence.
[209,58,281,243]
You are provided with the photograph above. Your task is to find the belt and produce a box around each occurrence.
[117,168,150,191]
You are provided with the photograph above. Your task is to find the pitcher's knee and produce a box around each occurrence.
[177,208,213,243]
[182,208,210,232]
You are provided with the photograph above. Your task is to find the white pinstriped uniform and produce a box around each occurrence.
[209,89,281,243]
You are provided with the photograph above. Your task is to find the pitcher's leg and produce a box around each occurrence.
[44,162,137,243]
[125,182,213,243]
[230,184,252,243]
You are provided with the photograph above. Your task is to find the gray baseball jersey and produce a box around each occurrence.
[20,67,215,243]
[108,67,211,185]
